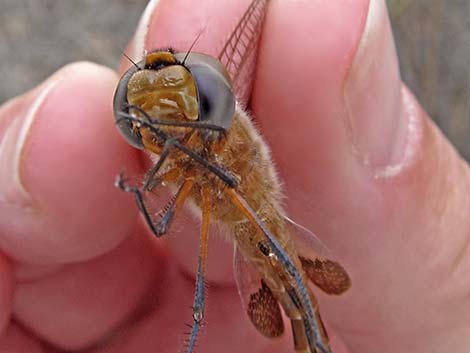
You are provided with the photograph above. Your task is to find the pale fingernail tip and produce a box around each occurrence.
[63,61,117,79]
[131,0,161,61]
[344,0,409,176]
[0,80,59,208]
[374,87,423,179]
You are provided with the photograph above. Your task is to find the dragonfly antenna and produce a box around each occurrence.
[121,50,140,70]
[182,26,206,65]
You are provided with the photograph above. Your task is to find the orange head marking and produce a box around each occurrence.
[127,64,199,122]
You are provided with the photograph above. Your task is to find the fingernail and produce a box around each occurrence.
[344,0,408,176]
[131,0,161,61]
[0,80,59,208]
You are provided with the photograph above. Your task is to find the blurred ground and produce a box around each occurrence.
[0,0,148,102]
[0,0,469,160]
[388,0,470,160]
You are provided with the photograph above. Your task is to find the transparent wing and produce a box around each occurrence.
[284,215,333,259]
[284,216,351,295]
[218,0,269,106]
[233,244,284,338]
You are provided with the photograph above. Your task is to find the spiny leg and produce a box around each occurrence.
[142,140,173,191]
[116,169,193,237]
[115,134,175,233]
[185,185,211,353]
[155,177,194,236]
[115,173,160,236]
[147,168,181,192]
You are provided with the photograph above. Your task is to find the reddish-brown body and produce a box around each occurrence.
[135,99,337,352]
[159,107,297,277]
[114,3,351,349]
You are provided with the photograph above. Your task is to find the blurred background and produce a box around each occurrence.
[1,0,469,160]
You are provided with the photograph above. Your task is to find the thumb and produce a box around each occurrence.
[254,1,470,353]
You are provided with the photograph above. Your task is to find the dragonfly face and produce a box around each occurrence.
[113,1,350,353]
[114,50,235,152]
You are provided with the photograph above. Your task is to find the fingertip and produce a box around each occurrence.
[125,0,255,60]
[254,0,369,161]
[0,62,142,264]
[129,0,161,61]
[252,0,370,249]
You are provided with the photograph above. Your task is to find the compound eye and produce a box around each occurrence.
[113,63,144,149]
[175,53,235,129]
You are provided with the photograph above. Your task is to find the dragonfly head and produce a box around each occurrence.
[113,50,235,150]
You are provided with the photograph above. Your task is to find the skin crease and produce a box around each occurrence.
[0,0,468,353]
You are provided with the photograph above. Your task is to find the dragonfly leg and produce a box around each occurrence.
[121,104,227,133]
[117,114,238,188]
[116,171,193,237]
[153,177,194,236]
[185,184,211,353]
[115,173,160,236]
[142,141,172,191]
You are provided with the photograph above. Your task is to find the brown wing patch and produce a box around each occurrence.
[247,280,284,338]
[300,256,351,295]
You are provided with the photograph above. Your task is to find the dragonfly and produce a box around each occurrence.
[113,1,351,352]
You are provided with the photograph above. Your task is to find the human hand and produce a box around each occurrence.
[0,1,468,353]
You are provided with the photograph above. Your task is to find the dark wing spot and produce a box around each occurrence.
[300,256,351,295]
[247,280,284,338]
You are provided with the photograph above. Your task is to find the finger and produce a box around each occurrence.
[0,62,141,264]
[87,264,290,353]
[13,225,164,351]
[254,1,470,352]
[86,263,350,353]
[127,0,255,63]
[0,62,168,350]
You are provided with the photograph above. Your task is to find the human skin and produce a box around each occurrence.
[0,0,469,352]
